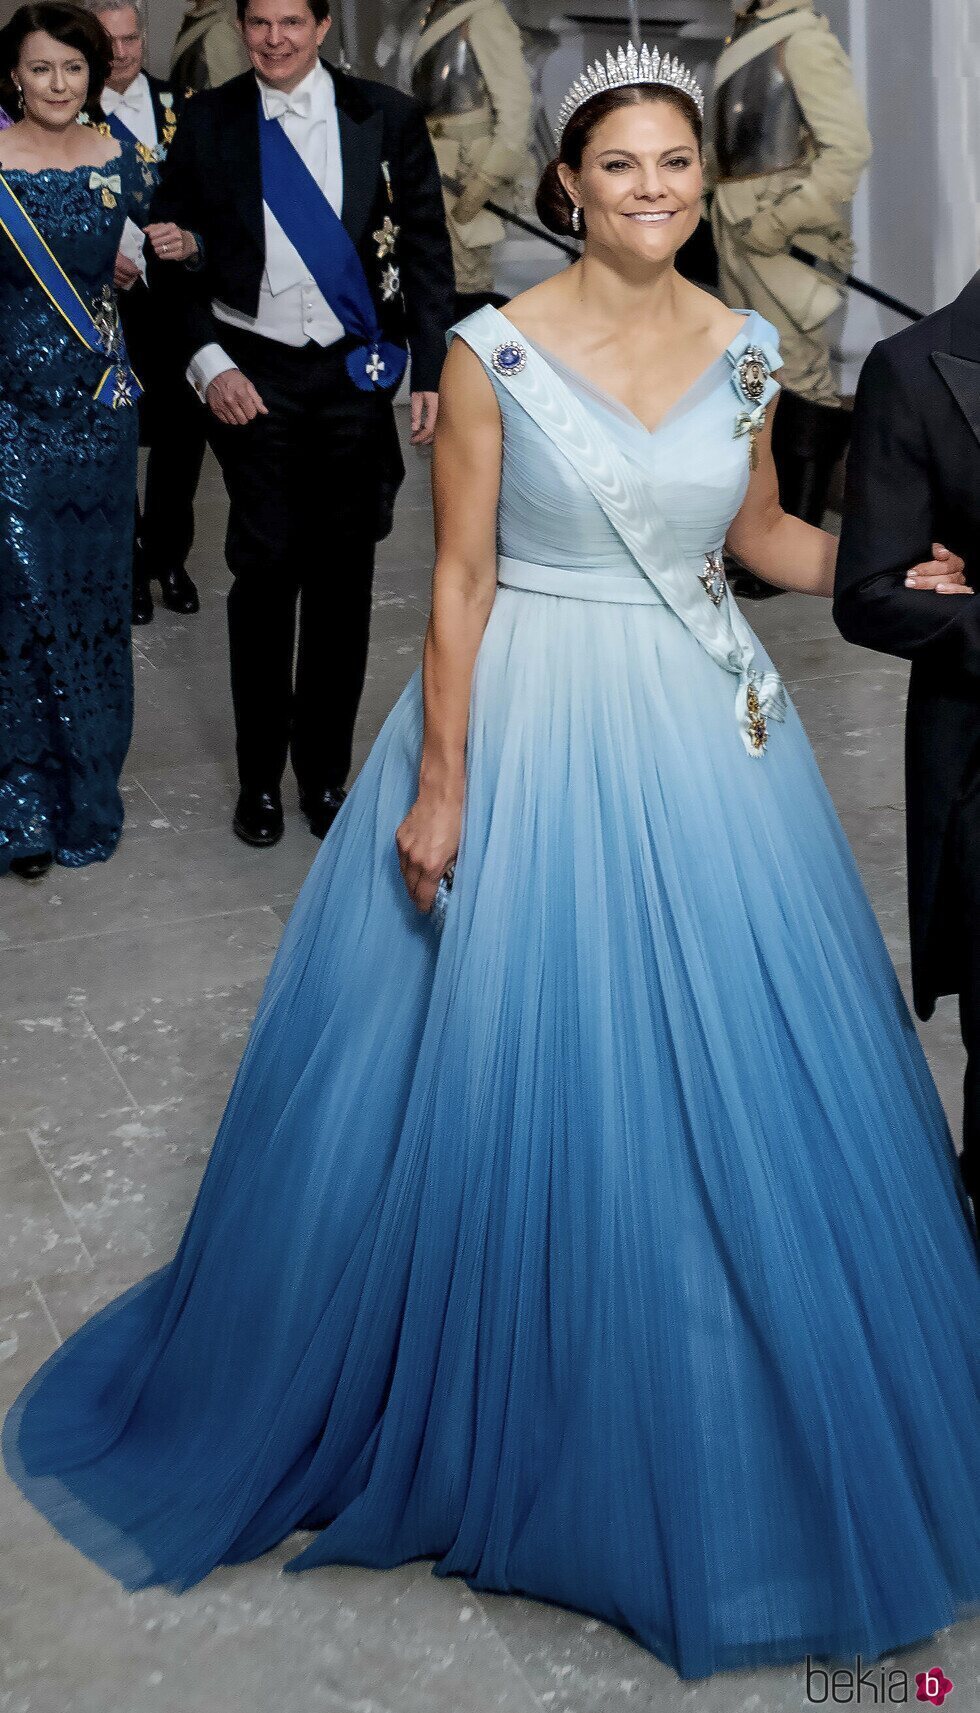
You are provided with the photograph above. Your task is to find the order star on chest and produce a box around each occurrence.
[373,216,399,259]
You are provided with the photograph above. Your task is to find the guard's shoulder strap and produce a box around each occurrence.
[411,0,492,66]
[713,9,815,91]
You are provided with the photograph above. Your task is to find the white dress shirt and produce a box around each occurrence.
[102,72,158,275]
[189,61,345,397]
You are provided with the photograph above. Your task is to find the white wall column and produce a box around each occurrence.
[836,0,886,387]
[930,0,980,307]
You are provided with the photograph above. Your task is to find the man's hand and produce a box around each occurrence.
[905,543,973,596]
[451,171,494,227]
[410,391,439,446]
[144,222,198,263]
[113,251,141,291]
[206,370,269,427]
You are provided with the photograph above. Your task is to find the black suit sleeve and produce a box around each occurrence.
[834,342,980,677]
[146,105,222,369]
[392,99,455,393]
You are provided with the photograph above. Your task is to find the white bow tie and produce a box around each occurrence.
[265,88,313,122]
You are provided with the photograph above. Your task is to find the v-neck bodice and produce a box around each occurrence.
[521,311,752,440]
[452,304,781,582]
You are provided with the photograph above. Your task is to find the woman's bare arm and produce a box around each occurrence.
[725,399,837,596]
[395,338,502,913]
[726,394,969,600]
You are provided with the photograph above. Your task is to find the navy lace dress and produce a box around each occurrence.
[0,141,155,871]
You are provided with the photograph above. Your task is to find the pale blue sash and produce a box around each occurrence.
[498,556,665,605]
[456,305,786,758]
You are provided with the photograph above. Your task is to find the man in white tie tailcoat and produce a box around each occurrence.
[89,0,206,624]
[149,0,455,846]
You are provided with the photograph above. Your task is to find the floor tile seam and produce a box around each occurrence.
[125,759,238,788]
[0,904,278,959]
[163,812,311,841]
[126,777,176,829]
[29,1278,62,1348]
[78,1011,141,1113]
[756,631,848,648]
[25,1130,97,1273]
[806,718,906,735]
[466,1592,554,1712]
[120,777,166,815]
[783,665,899,687]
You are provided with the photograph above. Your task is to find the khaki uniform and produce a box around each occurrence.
[708,0,871,404]
[410,0,532,296]
[170,0,250,93]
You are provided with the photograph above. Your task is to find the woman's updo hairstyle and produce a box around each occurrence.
[535,83,704,238]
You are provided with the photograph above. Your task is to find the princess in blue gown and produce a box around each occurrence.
[6,51,980,1683]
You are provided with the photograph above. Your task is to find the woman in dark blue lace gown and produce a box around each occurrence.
[0,4,160,879]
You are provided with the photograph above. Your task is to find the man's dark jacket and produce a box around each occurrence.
[145,70,186,135]
[116,75,190,434]
[834,272,980,1019]
[146,60,454,538]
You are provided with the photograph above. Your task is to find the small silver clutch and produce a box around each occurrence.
[430,859,456,933]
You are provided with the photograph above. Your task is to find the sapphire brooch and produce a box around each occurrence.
[490,341,527,376]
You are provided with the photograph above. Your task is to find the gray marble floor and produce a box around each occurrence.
[1,419,977,1712]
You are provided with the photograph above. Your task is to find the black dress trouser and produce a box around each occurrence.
[952,777,980,1211]
[138,407,208,577]
[206,327,391,795]
[120,281,208,576]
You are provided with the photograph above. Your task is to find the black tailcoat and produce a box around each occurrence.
[116,74,189,431]
[146,62,454,394]
[146,71,186,134]
[834,272,980,1018]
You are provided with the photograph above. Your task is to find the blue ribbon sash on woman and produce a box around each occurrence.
[0,169,141,408]
[258,109,407,394]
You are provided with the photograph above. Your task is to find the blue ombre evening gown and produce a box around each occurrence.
[6,306,980,1681]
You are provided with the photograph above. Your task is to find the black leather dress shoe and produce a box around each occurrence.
[132,577,154,625]
[300,786,347,840]
[233,787,284,847]
[10,851,54,880]
[157,566,200,615]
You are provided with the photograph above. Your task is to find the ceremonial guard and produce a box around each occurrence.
[149,0,454,848]
[170,0,249,92]
[409,0,532,314]
[89,0,205,623]
[708,0,871,593]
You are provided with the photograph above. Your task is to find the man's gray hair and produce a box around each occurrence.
[86,0,149,34]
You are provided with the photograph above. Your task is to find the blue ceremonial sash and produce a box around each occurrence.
[258,110,407,393]
[104,107,136,143]
[0,170,142,408]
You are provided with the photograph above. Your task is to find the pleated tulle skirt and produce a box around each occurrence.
[6,586,980,1681]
